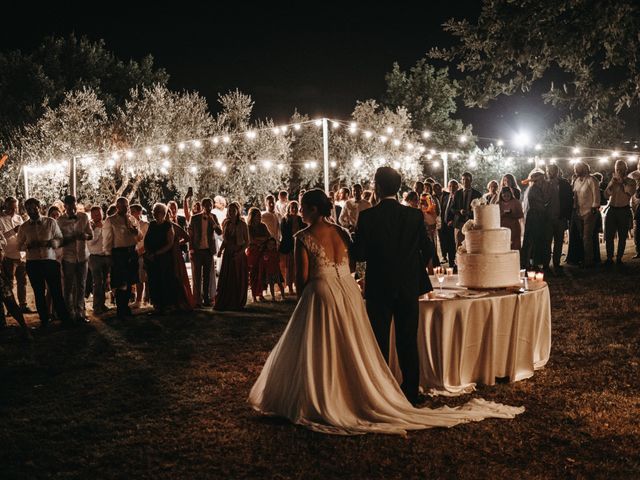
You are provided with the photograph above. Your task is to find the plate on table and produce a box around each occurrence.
[456,290,490,299]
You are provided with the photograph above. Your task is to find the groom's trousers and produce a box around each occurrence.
[366,295,420,403]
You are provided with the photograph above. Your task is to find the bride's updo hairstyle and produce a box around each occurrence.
[301,189,332,218]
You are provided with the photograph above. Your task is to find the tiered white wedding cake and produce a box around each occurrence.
[457,203,521,289]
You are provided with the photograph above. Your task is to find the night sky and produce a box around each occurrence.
[3,4,569,140]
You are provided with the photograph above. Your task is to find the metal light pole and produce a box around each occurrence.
[70,156,77,197]
[322,118,330,194]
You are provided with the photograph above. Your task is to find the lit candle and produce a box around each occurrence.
[535,272,544,282]
[446,267,454,276]
[527,271,536,280]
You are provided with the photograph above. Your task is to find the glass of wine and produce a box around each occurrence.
[435,266,445,294]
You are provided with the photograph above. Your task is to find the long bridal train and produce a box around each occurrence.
[248,230,524,436]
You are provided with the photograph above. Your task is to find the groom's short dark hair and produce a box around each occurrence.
[375,167,401,197]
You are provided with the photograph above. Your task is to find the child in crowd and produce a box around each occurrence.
[261,237,284,301]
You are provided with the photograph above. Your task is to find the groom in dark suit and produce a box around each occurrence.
[351,167,433,405]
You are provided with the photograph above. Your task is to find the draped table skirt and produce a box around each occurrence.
[389,283,551,396]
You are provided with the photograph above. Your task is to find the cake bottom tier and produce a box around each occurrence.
[457,250,521,289]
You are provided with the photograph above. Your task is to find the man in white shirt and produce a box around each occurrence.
[339,184,372,231]
[58,195,93,322]
[261,195,281,242]
[572,161,601,268]
[604,160,637,265]
[87,206,111,315]
[130,204,149,308]
[275,190,289,218]
[103,197,140,319]
[0,197,30,315]
[17,198,71,327]
[188,198,222,307]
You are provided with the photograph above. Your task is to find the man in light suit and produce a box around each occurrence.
[188,198,222,307]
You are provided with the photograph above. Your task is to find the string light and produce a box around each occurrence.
[459,135,468,144]
[293,124,302,131]
[246,131,257,140]
[497,139,504,147]
[249,165,257,172]
[572,147,581,155]
[126,150,134,159]
[314,119,322,127]
[534,144,542,151]
[611,150,620,158]
[386,127,394,135]
[364,131,373,139]
[330,161,337,168]
[422,131,431,139]
[160,145,170,153]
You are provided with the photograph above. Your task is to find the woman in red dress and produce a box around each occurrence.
[246,207,271,303]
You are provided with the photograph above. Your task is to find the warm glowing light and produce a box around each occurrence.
[433,161,440,168]
[246,131,257,140]
[293,124,302,131]
[572,147,581,155]
[612,150,620,158]
[262,160,273,170]
[249,165,257,172]
[513,131,530,148]
[393,139,401,147]
[178,143,186,151]
[331,122,340,130]
[107,159,116,167]
[160,145,170,153]
[379,135,388,143]
[194,140,202,148]
[422,131,431,139]
[353,159,363,168]
[189,166,197,174]
[386,127,394,135]
[534,144,542,151]
[314,119,323,127]
[459,135,468,144]
[145,147,153,155]
[364,131,373,139]
[497,139,504,147]
[330,161,337,168]
[223,136,231,144]
[162,160,171,168]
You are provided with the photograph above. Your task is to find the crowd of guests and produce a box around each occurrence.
[1,158,639,336]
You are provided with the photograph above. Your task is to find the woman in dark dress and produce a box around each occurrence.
[214,202,249,311]
[144,203,178,313]
[279,201,305,295]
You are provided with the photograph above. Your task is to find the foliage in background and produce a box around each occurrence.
[431,0,640,124]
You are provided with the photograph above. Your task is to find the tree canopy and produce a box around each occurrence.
[0,34,168,145]
[431,0,640,124]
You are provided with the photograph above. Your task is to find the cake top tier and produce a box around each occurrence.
[473,203,501,230]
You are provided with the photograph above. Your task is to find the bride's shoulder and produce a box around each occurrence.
[293,225,312,241]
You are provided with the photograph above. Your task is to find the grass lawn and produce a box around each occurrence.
[1,251,639,479]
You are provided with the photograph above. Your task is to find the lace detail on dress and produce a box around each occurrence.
[297,230,349,276]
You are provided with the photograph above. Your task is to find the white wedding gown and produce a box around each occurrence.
[248,229,524,435]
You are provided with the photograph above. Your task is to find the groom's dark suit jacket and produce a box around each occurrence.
[350,198,433,299]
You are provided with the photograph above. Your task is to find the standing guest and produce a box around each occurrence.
[87,206,111,315]
[298,189,307,207]
[188,197,222,307]
[246,207,271,303]
[604,160,636,265]
[58,195,93,323]
[498,187,524,250]
[339,184,372,232]
[262,237,284,301]
[405,191,419,208]
[130,204,149,308]
[328,191,340,223]
[261,195,282,242]
[451,172,482,247]
[212,195,228,264]
[279,201,305,295]
[0,197,30,323]
[521,170,551,270]
[17,198,71,327]
[546,164,574,271]
[144,203,180,314]
[632,185,640,259]
[439,180,459,267]
[501,174,522,200]
[572,162,601,268]
[413,181,424,197]
[334,187,348,222]
[0,236,31,338]
[592,172,606,264]
[484,180,500,204]
[275,190,289,218]
[169,212,195,311]
[215,202,249,311]
[168,200,189,263]
[103,197,139,320]
[419,187,440,268]
[362,190,374,204]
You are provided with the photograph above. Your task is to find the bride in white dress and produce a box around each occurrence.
[248,189,524,435]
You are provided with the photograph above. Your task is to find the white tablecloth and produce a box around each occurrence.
[390,283,551,396]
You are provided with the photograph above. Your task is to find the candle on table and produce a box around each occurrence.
[535,272,544,281]
[527,271,536,280]
[446,267,454,276]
